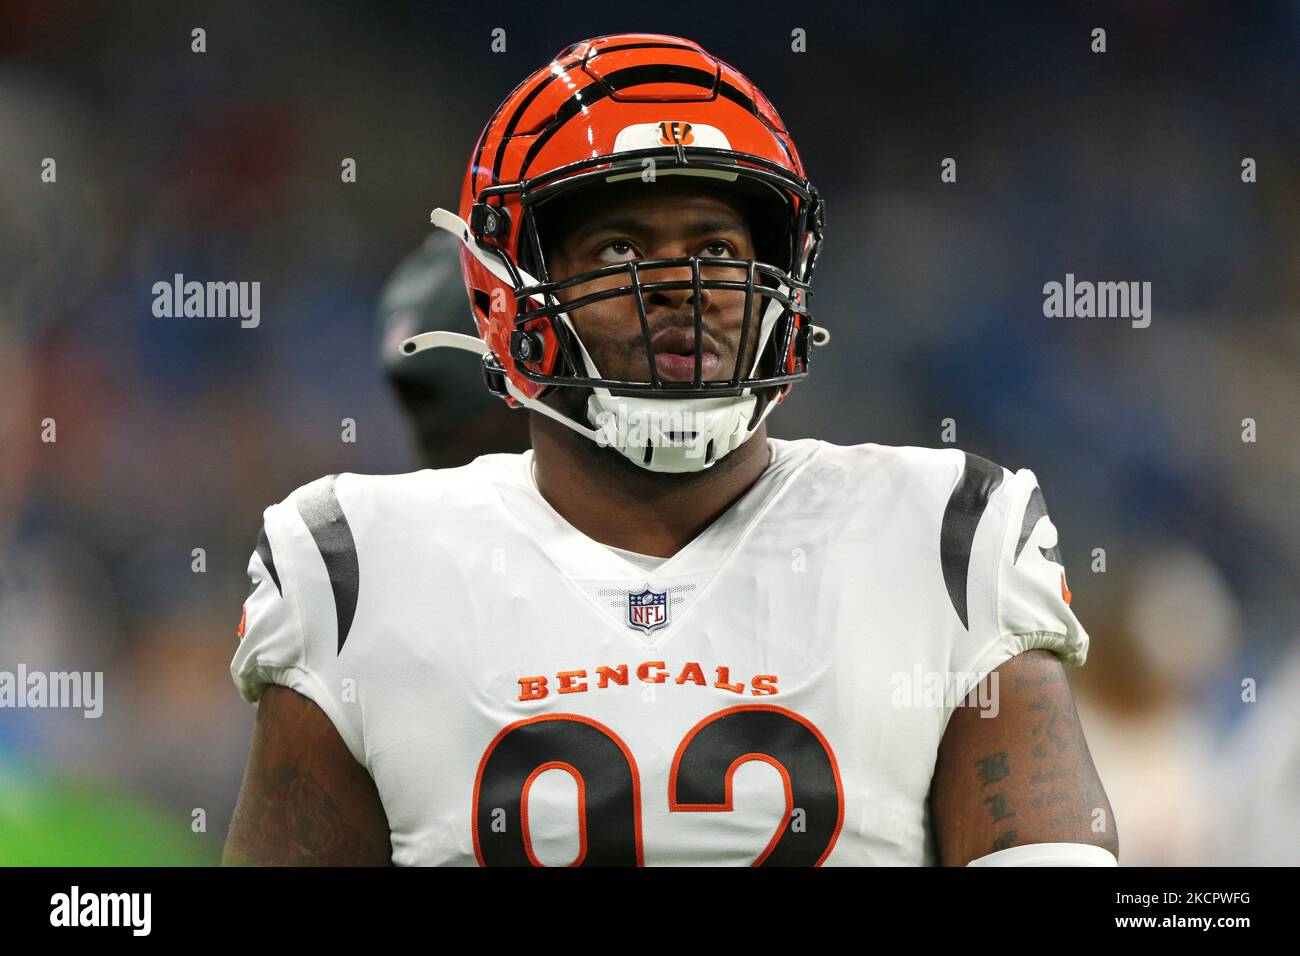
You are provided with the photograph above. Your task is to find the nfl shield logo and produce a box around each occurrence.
[627,586,669,635]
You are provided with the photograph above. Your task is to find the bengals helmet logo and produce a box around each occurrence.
[657,121,695,146]
[236,604,247,641]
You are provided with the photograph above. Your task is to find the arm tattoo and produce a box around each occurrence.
[975,751,1011,786]
[1022,658,1106,839]
[225,764,373,865]
[983,792,1017,824]
[991,830,1019,852]
[224,687,390,866]
[1028,690,1076,754]
[975,750,1019,853]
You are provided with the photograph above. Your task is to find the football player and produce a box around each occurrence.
[225,33,1117,866]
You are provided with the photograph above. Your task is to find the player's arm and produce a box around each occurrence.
[223,684,392,866]
[929,649,1118,866]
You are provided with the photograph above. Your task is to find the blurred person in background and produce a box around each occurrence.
[377,230,530,469]
[1070,543,1241,866]
[1206,635,1300,866]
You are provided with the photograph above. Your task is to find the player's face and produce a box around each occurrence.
[543,182,765,385]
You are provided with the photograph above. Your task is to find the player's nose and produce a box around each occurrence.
[640,256,712,313]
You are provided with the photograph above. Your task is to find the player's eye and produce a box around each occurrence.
[702,239,736,258]
[596,239,640,264]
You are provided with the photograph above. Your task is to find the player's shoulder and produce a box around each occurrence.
[802,440,1086,662]
[805,438,966,476]
[806,438,1046,502]
[794,439,1061,566]
[261,452,527,525]
[795,438,996,506]
[248,453,528,578]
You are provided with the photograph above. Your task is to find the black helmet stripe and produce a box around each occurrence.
[483,47,718,188]
[517,68,793,180]
[519,65,713,178]
[486,59,585,187]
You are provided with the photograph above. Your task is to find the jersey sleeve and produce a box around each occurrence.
[229,480,366,765]
[994,468,1089,666]
[959,466,1091,682]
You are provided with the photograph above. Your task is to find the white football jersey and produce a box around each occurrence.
[231,438,1089,866]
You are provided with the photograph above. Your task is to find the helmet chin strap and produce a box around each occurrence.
[422,207,787,472]
[400,328,612,446]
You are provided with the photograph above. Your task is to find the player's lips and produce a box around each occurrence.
[655,352,721,381]
[650,327,722,382]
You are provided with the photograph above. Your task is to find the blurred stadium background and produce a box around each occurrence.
[0,1,1296,865]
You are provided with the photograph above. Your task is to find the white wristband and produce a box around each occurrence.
[966,842,1118,866]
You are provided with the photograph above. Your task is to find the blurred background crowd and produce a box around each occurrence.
[0,1,1296,864]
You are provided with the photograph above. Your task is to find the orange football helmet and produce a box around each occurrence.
[407,33,828,472]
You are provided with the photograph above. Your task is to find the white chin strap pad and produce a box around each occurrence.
[583,393,766,474]
[966,843,1118,866]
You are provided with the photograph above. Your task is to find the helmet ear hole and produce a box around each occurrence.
[471,202,511,241]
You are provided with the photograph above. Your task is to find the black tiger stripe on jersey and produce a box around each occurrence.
[940,453,1005,630]
[296,475,360,655]
[1015,485,1062,566]
[254,524,282,596]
